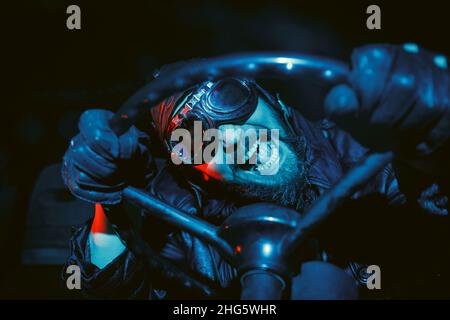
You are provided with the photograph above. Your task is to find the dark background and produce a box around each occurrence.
[1,0,450,298]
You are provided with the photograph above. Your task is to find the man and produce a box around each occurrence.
[62,44,449,299]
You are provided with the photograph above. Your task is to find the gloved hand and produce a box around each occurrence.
[325,44,450,174]
[62,109,154,204]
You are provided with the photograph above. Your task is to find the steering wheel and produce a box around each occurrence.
[105,52,394,299]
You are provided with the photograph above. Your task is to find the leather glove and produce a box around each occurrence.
[62,109,154,204]
[325,44,450,175]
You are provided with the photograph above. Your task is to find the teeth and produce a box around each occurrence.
[234,138,280,174]
[244,142,258,163]
[255,142,279,174]
[257,142,271,163]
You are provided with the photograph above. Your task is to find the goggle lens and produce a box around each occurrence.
[207,79,252,113]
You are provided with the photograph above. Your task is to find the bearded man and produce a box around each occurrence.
[62,44,449,299]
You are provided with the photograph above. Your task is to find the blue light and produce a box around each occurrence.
[323,69,333,78]
[262,243,273,256]
[397,75,414,87]
[403,43,419,54]
[286,62,293,70]
[434,55,448,69]
[372,49,384,58]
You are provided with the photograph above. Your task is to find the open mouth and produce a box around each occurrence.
[235,140,280,175]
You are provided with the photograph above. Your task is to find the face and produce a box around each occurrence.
[192,93,310,209]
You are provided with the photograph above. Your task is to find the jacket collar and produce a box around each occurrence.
[291,112,344,192]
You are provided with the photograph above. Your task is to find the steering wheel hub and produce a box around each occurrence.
[218,202,299,278]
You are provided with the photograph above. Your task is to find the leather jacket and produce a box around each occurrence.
[64,112,406,299]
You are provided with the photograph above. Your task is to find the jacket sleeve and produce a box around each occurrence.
[63,222,151,299]
[322,119,406,205]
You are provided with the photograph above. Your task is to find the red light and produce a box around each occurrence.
[193,164,224,181]
[91,203,110,234]
[235,245,242,254]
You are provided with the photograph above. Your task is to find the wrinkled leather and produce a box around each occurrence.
[63,44,450,298]
[62,109,155,205]
[65,111,405,299]
[325,44,450,175]
[68,44,450,297]
[64,223,150,299]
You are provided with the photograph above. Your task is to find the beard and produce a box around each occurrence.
[223,135,316,212]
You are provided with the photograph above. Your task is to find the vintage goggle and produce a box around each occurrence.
[165,78,258,138]
[164,78,260,163]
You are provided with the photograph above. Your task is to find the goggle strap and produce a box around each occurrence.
[253,82,297,135]
[276,93,297,135]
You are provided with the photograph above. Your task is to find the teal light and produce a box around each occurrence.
[403,43,419,54]
[434,55,448,69]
